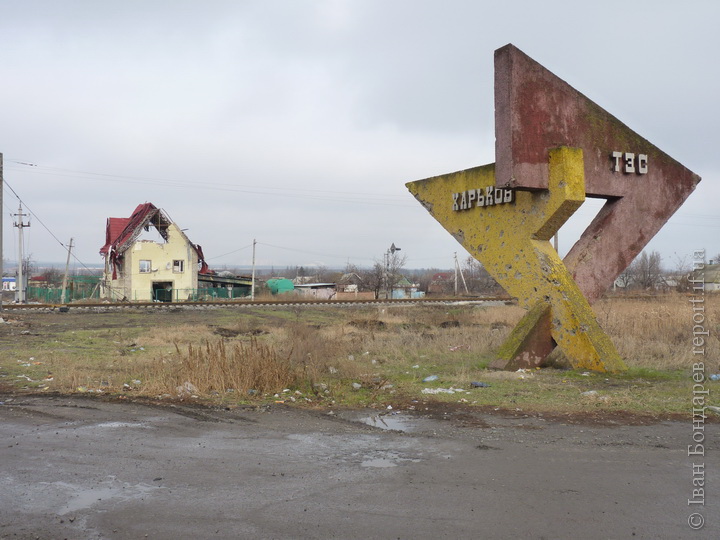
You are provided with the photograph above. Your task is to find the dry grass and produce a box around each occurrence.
[142,338,297,396]
[597,294,720,370]
[1,294,716,414]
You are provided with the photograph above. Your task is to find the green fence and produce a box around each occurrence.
[26,283,250,303]
[27,284,101,303]
[150,287,252,302]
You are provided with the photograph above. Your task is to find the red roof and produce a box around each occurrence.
[99,203,158,257]
[100,217,131,255]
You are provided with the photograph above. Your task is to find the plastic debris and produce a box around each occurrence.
[352,382,362,390]
[412,365,420,369]
[422,375,439,382]
[421,387,468,394]
[470,381,491,388]
[709,374,720,381]
[581,390,599,396]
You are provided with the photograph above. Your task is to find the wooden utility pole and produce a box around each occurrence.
[250,238,256,301]
[454,252,458,296]
[454,252,469,295]
[61,238,74,304]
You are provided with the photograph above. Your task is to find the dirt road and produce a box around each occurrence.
[1,394,717,539]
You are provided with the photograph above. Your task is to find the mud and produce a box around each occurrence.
[1,393,718,539]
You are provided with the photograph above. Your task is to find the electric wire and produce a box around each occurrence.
[5,161,415,208]
[207,244,253,260]
[3,178,97,274]
[3,158,717,277]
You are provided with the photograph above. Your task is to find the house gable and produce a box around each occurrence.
[99,203,202,301]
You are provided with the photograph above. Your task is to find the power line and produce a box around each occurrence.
[6,160,415,208]
[3,178,98,273]
[207,243,253,260]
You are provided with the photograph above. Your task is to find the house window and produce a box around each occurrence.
[173,260,184,273]
[139,260,152,273]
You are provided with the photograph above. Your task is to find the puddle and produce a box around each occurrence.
[348,412,451,434]
[43,480,162,515]
[357,413,416,432]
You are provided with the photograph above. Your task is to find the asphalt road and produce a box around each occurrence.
[1,395,718,539]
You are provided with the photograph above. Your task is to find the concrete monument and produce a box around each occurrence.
[407,44,701,372]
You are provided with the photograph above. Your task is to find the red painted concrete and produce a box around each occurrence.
[494,44,701,302]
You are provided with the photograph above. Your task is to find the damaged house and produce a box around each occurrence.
[100,203,210,302]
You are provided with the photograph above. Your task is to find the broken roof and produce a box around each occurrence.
[100,203,211,276]
[100,203,168,257]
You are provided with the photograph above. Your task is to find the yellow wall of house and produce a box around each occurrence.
[104,223,198,301]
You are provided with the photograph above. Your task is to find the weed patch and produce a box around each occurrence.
[0,295,714,416]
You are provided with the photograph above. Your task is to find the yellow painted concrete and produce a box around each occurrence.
[407,147,626,372]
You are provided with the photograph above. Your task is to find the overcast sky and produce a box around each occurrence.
[1,0,718,274]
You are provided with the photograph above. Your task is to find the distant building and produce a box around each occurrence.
[391,276,424,299]
[338,272,364,293]
[428,272,453,295]
[690,263,720,292]
[294,283,337,300]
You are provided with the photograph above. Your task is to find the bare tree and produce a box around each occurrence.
[462,256,500,294]
[614,270,634,290]
[669,253,689,292]
[384,251,407,299]
[314,265,338,283]
[413,267,441,294]
[359,262,385,298]
[628,250,663,290]
[43,266,64,287]
[22,254,36,277]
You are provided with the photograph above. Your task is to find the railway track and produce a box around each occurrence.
[0,296,513,313]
